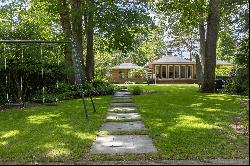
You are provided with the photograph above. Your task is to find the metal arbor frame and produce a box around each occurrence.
[0,40,95,119]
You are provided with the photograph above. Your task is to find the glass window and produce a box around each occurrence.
[162,66,166,78]
[155,65,161,78]
[168,66,174,78]
[180,66,186,78]
[187,66,193,79]
[174,66,180,79]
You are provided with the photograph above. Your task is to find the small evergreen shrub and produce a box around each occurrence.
[131,86,143,95]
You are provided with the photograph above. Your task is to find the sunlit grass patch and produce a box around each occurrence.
[132,84,248,159]
[0,96,112,162]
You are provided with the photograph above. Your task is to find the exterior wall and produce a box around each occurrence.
[111,69,145,83]
[112,69,120,82]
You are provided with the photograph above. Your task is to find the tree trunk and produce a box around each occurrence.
[71,0,85,83]
[85,0,95,81]
[195,53,203,85]
[197,22,206,85]
[201,0,220,93]
[199,22,206,74]
[58,0,75,84]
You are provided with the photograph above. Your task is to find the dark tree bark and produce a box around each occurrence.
[201,0,220,93]
[58,0,75,84]
[199,22,206,74]
[71,0,85,82]
[85,0,95,81]
[195,53,203,85]
[196,21,206,86]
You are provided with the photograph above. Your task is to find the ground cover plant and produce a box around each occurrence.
[129,84,249,159]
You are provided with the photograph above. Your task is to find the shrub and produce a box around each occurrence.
[30,82,81,103]
[215,66,232,77]
[131,86,143,95]
[224,67,248,95]
[91,79,115,96]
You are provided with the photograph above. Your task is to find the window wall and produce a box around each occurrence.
[154,64,194,79]
[168,66,174,79]
[162,66,167,78]
[174,66,180,79]
[155,65,161,78]
[180,66,186,78]
[187,65,193,79]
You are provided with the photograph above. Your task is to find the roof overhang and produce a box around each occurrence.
[151,62,196,65]
[112,67,144,69]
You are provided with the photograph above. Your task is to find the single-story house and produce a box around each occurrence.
[111,62,145,83]
[146,55,232,84]
[145,55,197,84]
[111,55,232,84]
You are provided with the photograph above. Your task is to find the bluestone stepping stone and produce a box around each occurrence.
[113,96,132,100]
[90,135,157,154]
[114,92,131,97]
[112,99,133,103]
[106,113,141,120]
[112,97,133,102]
[100,121,146,131]
[120,89,129,92]
[110,103,136,107]
[114,94,130,97]
[108,107,137,112]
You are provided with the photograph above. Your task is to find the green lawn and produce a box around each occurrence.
[129,84,249,160]
[0,84,248,163]
[0,96,112,163]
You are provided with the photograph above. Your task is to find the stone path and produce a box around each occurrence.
[90,87,157,154]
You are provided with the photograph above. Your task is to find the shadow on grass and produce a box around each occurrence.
[0,96,112,163]
[133,84,249,159]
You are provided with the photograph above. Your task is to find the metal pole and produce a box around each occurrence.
[20,48,23,105]
[3,44,9,103]
[82,92,88,119]
[90,96,96,112]
[41,44,45,104]
[0,40,71,44]
[56,45,60,103]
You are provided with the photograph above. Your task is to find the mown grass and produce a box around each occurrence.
[128,84,249,160]
[1,84,248,163]
[0,96,111,163]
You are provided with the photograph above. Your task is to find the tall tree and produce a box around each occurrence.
[201,0,220,92]
[71,0,85,83]
[58,0,75,83]
[157,0,224,92]
[84,0,95,81]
